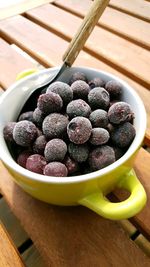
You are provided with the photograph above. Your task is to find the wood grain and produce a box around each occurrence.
[0,223,25,267]
[135,234,150,257]
[0,161,150,266]
[22,245,46,267]
[144,129,150,147]
[54,0,150,50]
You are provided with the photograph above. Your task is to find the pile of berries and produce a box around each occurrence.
[3,72,135,177]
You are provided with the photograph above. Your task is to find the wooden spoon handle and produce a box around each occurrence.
[63,0,110,66]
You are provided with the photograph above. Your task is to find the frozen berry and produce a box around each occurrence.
[67,117,92,144]
[46,81,73,105]
[42,113,69,140]
[112,146,125,160]
[69,72,88,85]
[89,109,108,128]
[63,155,79,174]
[33,135,47,155]
[13,120,37,146]
[89,146,115,171]
[18,111,34,122]
[106,123,115,133]
[17,150,32,168]
[89,77,105,89]
[44,162,68,177]
[68,143,89,162]
[71,80,90,99]
[108,102,134,124]
[111,122,136,148]
[89,128,110,145]
[37,128,43,137]
[33,108,45,127]
[88,87,110,110]
[37,92,63,115]
[44,139,67,162]
[66,99,91,118]
[105,80,122,99]
[26,154,47,174]
[3,122,16,142]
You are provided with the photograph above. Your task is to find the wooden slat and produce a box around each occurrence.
[54,1,150,50]
[0,0,54,20]
[144,129,150,147]
[109,0,150,23]
[135,234,150,257]
[22,245,46,267]
[0,162,150,266]
[0,223,25,267]
[0,198,28,247]
[23,6,150,88]
[0,38,38,89]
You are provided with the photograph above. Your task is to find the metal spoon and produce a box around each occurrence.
[19,0,109,113]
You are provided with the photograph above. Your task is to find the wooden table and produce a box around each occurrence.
[0,1,150,266]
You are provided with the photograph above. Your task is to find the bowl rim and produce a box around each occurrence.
[0,66,147,184]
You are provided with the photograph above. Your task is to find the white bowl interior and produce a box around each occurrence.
[0,67,147,184]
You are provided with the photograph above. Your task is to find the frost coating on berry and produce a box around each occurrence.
[89,77,105,89]
[66,99,91,118]
[69,72,88,85]
[33,135,47,155]
[18,111,34,122]
[3,122,16,142]
[42,113,69,139]
[37,92,63,114]
[44,162,68,177]
[46,81,73,105]
[89,128,110,145]
[44,138,67,162]
[33,108,45,127]
[111,122,136,148]
[108,102,134,124]
[89,109,108,128]
[71,80,90,99]
[13,120,37,146]
[67,117,92,144]
[88,87,110,110]
[26,154,47,174]
[89,146,115,171]
[68,143,89,162]
[105,80,122,99]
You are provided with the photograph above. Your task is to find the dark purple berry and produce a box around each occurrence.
[89,145,115,171]
[88,87,110,110]
[33,135,47,155]
[18,111,34,122]
[108,102,134,124]
[37,128,43,137]
[33,108,45,127]
[71,80,90,99]
[44,162,68,177]
[105,80,122,99]
[44,139,67,162]
[68,143,89,162]
[112,146,125,160]
[26,154,47,174]
[3,122,16,142]
[42,113,69,140]
[106,123,115,133]
[17,150,32,168]
[13,120,37,146]
[89,128,110,145]
[63,155,79,174]
[89,77,105,89]
[111,122,136,148]
[37,92,63,115]
[66,99,91,118]
[89,109,108,128]
[69,72,88,85]
[46,81,73,105]
[67,117,92,144]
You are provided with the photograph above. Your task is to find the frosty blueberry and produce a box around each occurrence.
[71,80,90,99]
[13,120,37,146]
[66,99,91,118]
[88,87,110,110]
[68,143,89,162]
[108,102,134,124]
[26,154,47,174]
[89,128,110,145]
[44,162,68,177]
[3,122,16,142]
[47,81,73,105]
[44,138,67,162]
[111,122,136,148]
[89,109,108,128]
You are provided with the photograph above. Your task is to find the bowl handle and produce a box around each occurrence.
[79,169,147,220]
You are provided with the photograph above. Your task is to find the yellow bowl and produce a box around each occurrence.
[0,67,147,220]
